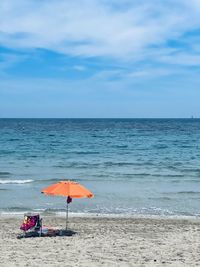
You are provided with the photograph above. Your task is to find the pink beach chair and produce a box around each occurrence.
[20,214,42,237]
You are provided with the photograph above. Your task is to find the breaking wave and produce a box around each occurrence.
[0,179,33,184]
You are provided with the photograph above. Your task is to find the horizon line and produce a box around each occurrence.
[0,117,199,120]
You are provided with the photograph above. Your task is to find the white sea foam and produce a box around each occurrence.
[0,179,33,184]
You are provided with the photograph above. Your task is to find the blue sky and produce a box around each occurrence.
[0,0,200,118]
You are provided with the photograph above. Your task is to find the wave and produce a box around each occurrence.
[4,207,34,212]
[103,161,154,167]
[74,151,100,155]
[112,145,128,148]
[7,138,20,141]
[54,162,100,169]
[153,174,184,178]
[0,172,11,176]
[172,179,200,183]
[35,178,71,183]
[179,145,194,148]
[177,191,200,194]
[0,179,33,184]
[104,162,134,167]
[34,176,145,183]
[153,144,168,149]
[165,191,200,195]
[148,197,171,201]
[125,173,152,177]
[54,161,157,169]
[181,168,200,173]
[36,177,113,183]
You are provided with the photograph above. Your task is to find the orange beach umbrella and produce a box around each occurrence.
[41,181,94,229]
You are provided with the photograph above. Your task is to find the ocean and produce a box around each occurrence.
[0,118,200,217]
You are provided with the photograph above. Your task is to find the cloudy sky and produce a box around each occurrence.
[0,0,200,118]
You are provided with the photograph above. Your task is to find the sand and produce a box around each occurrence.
[0,215,199,266]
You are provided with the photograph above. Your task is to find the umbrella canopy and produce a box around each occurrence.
[42,180,94,198]
[41,180,94,230]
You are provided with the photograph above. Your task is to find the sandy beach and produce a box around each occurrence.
[0,215,199,266]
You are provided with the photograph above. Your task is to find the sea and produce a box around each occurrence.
[0,118,200,217]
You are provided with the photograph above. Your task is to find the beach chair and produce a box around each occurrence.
[18,213,75,238]
[20,213,42,237]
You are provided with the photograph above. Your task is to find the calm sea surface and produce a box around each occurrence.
[0,118,200,217]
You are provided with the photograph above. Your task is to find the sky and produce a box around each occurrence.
[0,0,200,118]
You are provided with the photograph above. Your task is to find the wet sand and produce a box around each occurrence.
[0,215,199,266]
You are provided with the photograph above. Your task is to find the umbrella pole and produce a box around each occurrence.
[66,202,68,230]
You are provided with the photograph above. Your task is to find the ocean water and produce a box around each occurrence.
[0,118,200,217]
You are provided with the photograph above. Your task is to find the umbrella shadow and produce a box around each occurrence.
[17,229,76,239]
[58,229,76,236]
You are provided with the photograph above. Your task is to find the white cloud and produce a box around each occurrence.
[73,65,87,71]
[0,0,200,63]
[127,68,172,78]
[160,53,200,66]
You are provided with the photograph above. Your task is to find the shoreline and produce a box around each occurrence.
[1,211,200,222]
